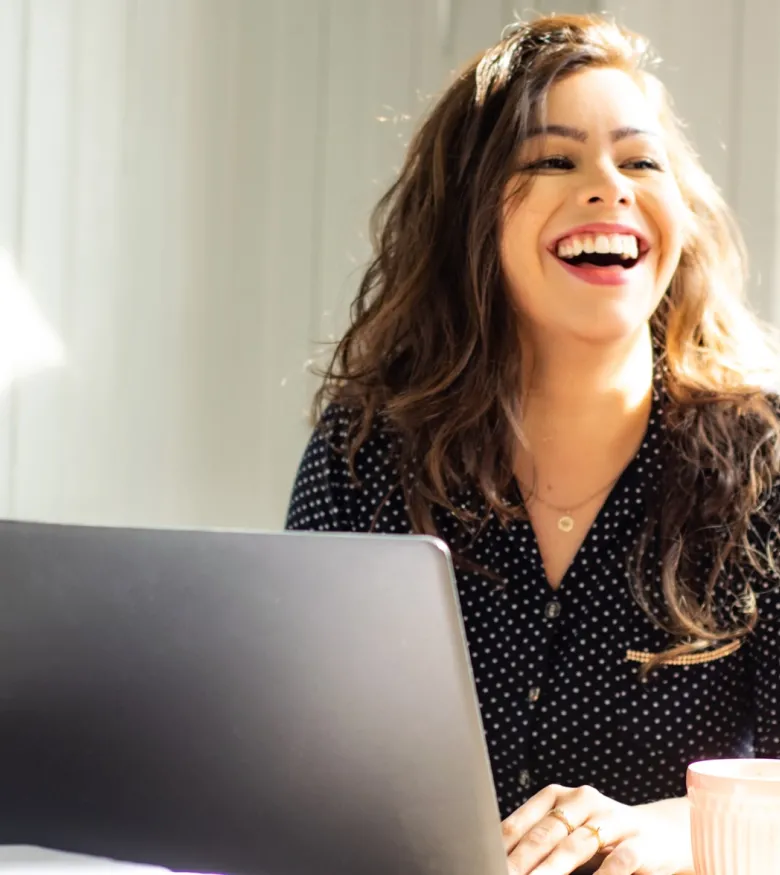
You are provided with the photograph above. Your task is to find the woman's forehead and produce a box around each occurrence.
[540,68,663,137]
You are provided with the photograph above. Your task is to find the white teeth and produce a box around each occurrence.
[556,232,641,259]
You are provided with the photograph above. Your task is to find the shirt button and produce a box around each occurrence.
[518,768,531,789]
[528,686,541,703]
[544,600,561,619]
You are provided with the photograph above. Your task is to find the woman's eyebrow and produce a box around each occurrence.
[526,124,659,142]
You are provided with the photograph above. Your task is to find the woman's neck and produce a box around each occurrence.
[519,328,654,452]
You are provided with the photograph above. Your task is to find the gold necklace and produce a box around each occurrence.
[520,476,620,533]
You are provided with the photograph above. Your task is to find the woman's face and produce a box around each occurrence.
[500,66,687,346]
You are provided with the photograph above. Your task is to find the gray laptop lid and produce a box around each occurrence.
[0,522,506,875]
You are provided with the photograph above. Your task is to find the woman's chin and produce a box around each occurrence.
[552,312,653,347]
[552,291,661,345]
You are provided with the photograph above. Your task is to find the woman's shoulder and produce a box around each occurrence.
[286,401,406,532]
[295,401,401,495]
[315,401,396,459]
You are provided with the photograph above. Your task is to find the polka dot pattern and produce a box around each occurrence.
[286,390,780,819]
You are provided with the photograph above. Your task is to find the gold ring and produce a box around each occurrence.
[583,823,604,853]
[549,807,575,834]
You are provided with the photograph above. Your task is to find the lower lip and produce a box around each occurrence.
[551,252,648,286]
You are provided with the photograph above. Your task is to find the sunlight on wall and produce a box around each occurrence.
[0,251,64,391]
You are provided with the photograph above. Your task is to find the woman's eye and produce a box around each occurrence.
[522,155,575,172]
[623,157,664,171]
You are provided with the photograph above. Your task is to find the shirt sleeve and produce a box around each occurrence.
[285,404,357,533]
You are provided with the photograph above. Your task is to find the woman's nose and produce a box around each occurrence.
[578,167,635,208]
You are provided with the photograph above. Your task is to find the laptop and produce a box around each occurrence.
[0,521,507,875]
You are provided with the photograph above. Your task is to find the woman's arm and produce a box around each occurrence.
[635,797,694,874]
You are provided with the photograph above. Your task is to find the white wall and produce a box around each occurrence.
[0,0,777,531]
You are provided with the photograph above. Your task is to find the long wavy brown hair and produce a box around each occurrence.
[314,14,780,673]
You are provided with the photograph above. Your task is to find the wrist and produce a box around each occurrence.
[635,796,695,875]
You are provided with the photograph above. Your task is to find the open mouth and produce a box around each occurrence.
[550,231,649,272]
[557,250,642,270]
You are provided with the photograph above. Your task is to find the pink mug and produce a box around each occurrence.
[687,758,780,875]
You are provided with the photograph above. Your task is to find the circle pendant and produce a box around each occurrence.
[558,515,574,533]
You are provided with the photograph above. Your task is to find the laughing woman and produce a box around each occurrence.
[286,14,780,875]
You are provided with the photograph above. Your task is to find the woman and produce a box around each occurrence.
[286,13,780,875]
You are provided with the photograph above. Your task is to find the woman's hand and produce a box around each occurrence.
[501,784,695,875]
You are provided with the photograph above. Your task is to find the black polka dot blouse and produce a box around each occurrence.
[285,386,780,820]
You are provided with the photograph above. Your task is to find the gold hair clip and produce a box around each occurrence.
[626,640,742,667]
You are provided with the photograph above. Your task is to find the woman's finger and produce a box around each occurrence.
[501,785,569,853]
[502,784,606,851]
[506,812,571,874]
[504,787,638,875]
[596,835,672,875]
[512,820,615,875]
